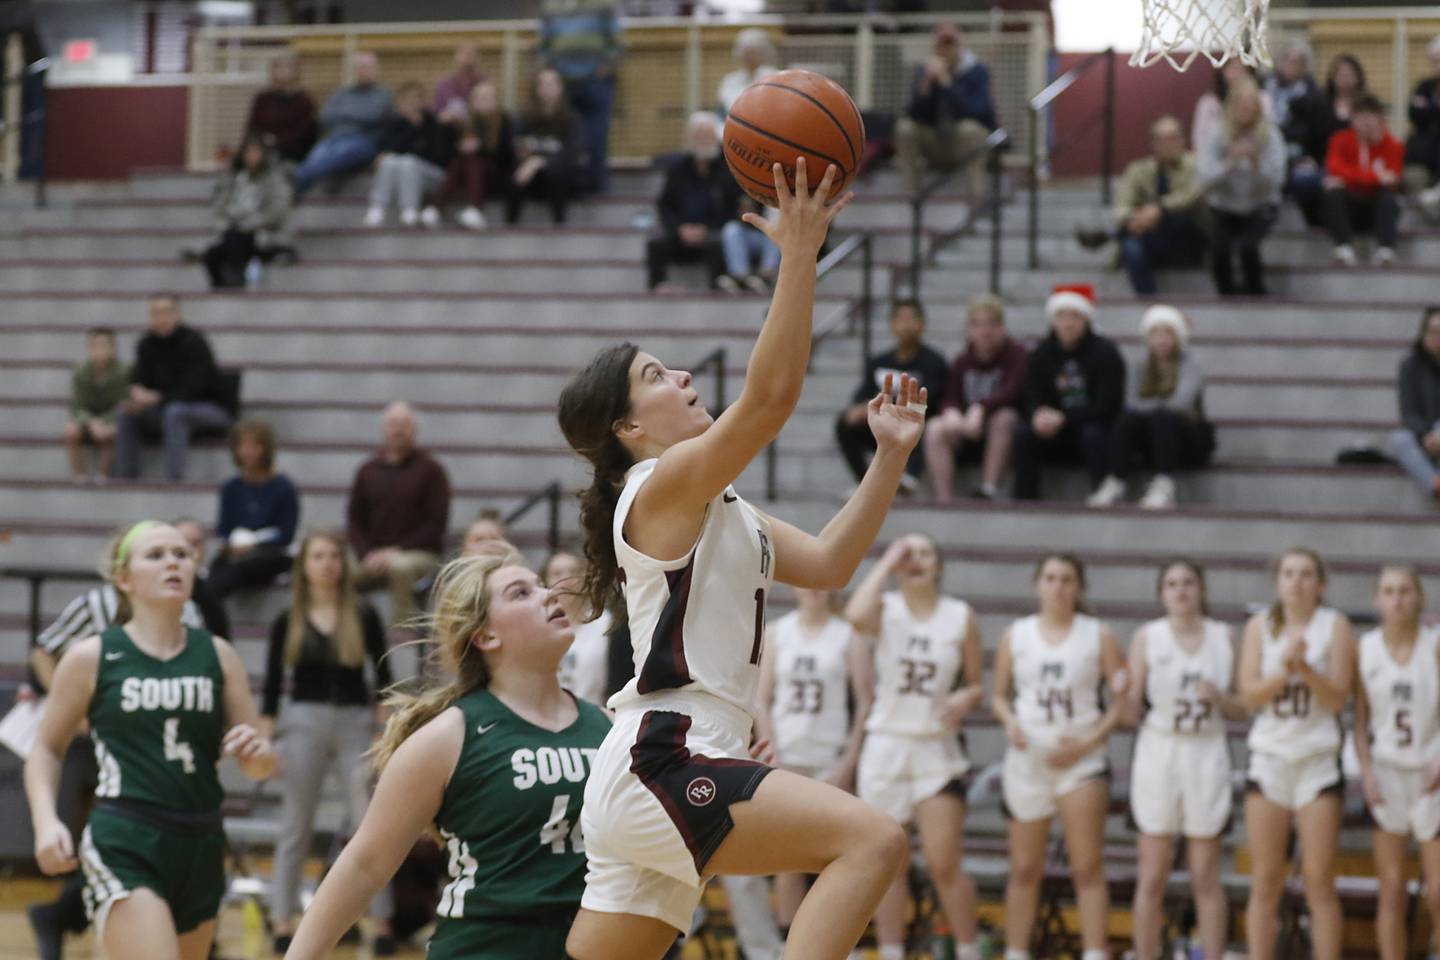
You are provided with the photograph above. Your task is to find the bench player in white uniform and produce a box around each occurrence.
[991,554,1127,960]
[545,550,615,707]
[846,533,984,960]
[1353,565,1440,960]
[1126,560,1240,960]
[557,159,914,960]
[755,586,867,930]
[1238,547,1355,960]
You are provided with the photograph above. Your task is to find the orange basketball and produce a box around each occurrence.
[723,69,865,208]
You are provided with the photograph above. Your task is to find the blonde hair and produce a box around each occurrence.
[1267,546,1327,635]
[286,531,365,668]
[372,550,524,774]
[103,520,177,625]
[1377,563,1424,598]
[968,292,1006,324]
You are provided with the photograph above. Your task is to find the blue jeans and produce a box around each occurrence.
[113,401,233,480]
[720,221,780,277]
[1389,428,1440,494]
[566,76,614,194]
[1117,210,1206,295]
[293,132,379,195]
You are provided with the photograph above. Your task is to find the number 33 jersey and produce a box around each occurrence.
[1140,618,1233,737]
[1358,625,1440,770]
[1248,607,1342,760]
[1009,613,1104,753]
[769,611,853,766]
[866,592,971,739]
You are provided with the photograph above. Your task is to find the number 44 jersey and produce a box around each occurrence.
[866,592,972,739]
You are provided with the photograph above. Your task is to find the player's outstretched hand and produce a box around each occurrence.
[868,373,927,455]
[35,820,77,875]
[742,157,852,259]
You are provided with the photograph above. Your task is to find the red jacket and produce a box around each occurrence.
[1325,127,1404,194]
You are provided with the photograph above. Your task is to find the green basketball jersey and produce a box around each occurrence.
[430,689,611,930]
[88,625,226,813]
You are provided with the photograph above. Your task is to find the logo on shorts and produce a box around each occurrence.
[686,776,717,807]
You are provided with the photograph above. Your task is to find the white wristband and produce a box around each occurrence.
[906,402,927,414]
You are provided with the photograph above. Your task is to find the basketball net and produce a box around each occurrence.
[1130,0,1272,72]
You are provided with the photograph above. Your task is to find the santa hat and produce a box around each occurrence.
[1045,283,1095,322]
[1140,303,1190,349]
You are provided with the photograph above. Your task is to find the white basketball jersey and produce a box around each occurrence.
[865,592,972,738]
[769,611,853,766]
[1247,607,1343,759]
[1009,614,1104,752]
[609,459,775,716]
[1141,618,1234,737]
[1359,626,1440,770]
[557,609,613,707]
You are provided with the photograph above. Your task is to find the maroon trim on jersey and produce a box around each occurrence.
[629,710,773,874]
[635,561,696,695]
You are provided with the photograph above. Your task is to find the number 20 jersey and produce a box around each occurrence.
[1009,613,1103,753]
[1358,625,1440,770]
[866,592,971,739]
[1247,607,1341,760]
[1140,617,1233,737]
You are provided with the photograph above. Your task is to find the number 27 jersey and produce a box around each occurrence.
[866,592,971,738]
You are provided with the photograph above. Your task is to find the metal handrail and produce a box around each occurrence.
[0,566,102,645]
[814,232,875,381]
[907,126,1011,298]
[502,481,563,554]
[689,347,728,416]
[1027,48,1116,270]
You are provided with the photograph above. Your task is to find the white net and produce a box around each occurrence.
[1130,0,1271,72]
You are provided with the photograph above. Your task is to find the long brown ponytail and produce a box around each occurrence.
[557,342,639,624]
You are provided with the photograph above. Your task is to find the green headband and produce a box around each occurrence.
[117,521,164,565]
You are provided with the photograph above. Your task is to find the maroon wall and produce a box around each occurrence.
[45,86,188,180]
[1049,53,1215,178]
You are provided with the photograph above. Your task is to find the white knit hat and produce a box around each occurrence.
[1140,303,1190,349]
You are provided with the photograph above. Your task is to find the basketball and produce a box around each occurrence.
[723,68,866,207]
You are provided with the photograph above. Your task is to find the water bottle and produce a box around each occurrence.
[930,931,956,960]
[244,257,263,289]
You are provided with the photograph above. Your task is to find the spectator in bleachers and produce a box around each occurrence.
[112,293,233,481]
[460,508,508,556]
[244,55,318,165]
[646,111,739,292]
[538,0,621,195]
[1295,54,1371,225]
[895,22,997,197]
[1088,305,1214,510]
[1196,79,1286,296]
[201,134,294,288]
[506,68,582,225]
[347,401,451,625]
[261,530,395,955]
[721,196,781,292]
[431,42,487,122]
[835,299,947,494]
[1011,284,1126,501]
[293,51,393,197]
[1389,306,1440,501]
[1100,115,1207,296]
[1191,60,1267,154]
[1324,94,1403,267]
[922,294,1027,502]
[1267,40,1320,137]
[363,81,455,228]
[1405,36,1440,222]
[1268,41,1329,226]
[423,79,513,230]
[717,28,778,115]
[208,419,300,599]
[64,326,127,482]
[172,516,233,640]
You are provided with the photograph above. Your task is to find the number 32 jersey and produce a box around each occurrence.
[1358,625,1440,770]
[1140,617,1233,737]
[866,592,971,739]
[1009,613,1104,753]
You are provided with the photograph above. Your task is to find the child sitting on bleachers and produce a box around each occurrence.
[63,327,128,483]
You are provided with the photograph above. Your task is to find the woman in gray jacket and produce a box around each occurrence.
[202,135,294,288]
[1197,78,1287,296]
[1390,306,1440,498]
[1089,304,1215,509]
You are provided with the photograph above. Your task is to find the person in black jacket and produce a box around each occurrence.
[112,293,232,481]
[1012,284,1127,501]
[506,67,583,225]
[1389,306,1440,499]
[645,112,739,291]
[1405,36,1440,221]
[834,298,948,493]
[894,22,996,197]
[1284,53,1369,225]
[363,81,455,227]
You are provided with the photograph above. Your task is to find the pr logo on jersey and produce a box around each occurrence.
[686,776,717,807]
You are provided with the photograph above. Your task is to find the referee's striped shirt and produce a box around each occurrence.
[38,585,205,657]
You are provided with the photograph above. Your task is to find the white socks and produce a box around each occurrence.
[1081,950,1109,960]
[877,946,905,960]
[1004,950,1033,960]
[957,943,982,960]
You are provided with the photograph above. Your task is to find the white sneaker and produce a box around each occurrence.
[1419,186,1440,223]
[897,473,918,496]
[457,206,487,230]
[1085,476,1125,508]
[399,208,419,227]
[714,274,742,294]
[1139,474,1176,510]
[362,206,385,227]
[1332,244,1358,266]
[1373,246,1396,267]
[419,206,441,228]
